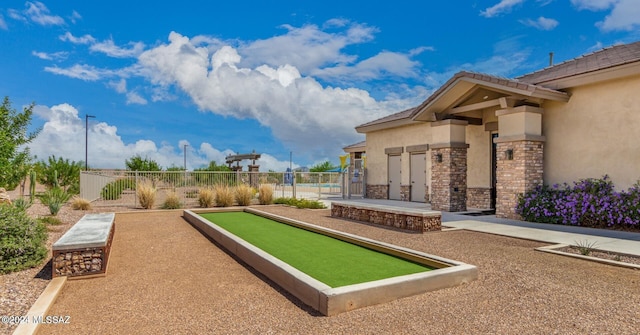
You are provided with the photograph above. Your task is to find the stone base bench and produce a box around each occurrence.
[52,213,115,278]
[331,201,441,233]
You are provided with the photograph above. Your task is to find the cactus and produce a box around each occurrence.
[53,170,59,188]
[29,170,36,202]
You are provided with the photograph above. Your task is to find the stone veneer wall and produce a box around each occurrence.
[400,185,410,201]
[366,184,388,199]
[467,187,492,209]
[431,147,467,212]
[496,140,544,219]
[331,203,441,232]
[53,248,106,277]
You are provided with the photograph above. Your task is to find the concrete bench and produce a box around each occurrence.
[52,213,115,278]
[331,201,441,233]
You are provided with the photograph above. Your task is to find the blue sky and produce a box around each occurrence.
[1,1,639,170]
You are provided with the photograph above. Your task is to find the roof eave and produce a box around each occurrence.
[356,118,419,134]
[531,61,640,90]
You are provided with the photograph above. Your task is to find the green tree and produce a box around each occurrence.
[125,155,162,171]
[309,160,337,172]
[35,155,82,194]
[0,97,39,190]
[195,161,231,172]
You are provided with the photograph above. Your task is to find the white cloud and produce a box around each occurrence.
[59,32,95,44]
[520,16,559,30]
[238,23,376,74]
[108,79,148,105]
[597,0,640,31]
[32,50,68,61]
[90,39,146,58]
[126,92,147,105]
[44,64,115,81]
[69,10,82,24]
[570,0,617,10]
[0,15,7,30]
[137,31,390,160]
[480,0,525,18]
[311,51,421,82]
[24,1,65,26]
[28,103,293,170]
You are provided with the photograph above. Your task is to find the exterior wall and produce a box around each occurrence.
[365,123,432,198]
[495,140,544,219]
[366,184,388,199]
[430,147,467,211]
[466,187,492,209]
[542,75,640,190]
[466,124,491,188]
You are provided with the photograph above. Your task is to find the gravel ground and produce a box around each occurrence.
[0,186,132,335]
[26,206,640,335]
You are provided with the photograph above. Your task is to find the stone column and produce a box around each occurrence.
[430,120,468,212]
[248,164,260,189]
[494,106,545,219]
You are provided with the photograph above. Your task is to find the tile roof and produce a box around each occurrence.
[517,40,640,84]
[343,140,366,150]
[355,107,417,129]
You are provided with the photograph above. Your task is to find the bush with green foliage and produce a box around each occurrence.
[309,160,338,172]
[0,97,39,190]
[0,204,47,274]
[38,187,72,215]
[101,178,136,200]
[125,155,162,171]
[12,197,33,211]
[273,197,326,209]
[35,155,82,194]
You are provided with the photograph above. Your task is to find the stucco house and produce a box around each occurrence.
[353,41,640,219]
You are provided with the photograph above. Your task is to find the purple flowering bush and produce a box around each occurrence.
[516,175,640,229]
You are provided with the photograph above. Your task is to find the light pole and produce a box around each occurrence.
[85,114,96,170]
[183,144,188,170]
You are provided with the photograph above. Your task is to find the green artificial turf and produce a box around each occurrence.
[199,212,433,288]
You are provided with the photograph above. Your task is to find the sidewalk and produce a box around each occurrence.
[324,197,640,256]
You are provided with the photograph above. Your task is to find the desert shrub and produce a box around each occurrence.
[273,197,326,209]
[137,181,156,209]
[35,155,82,194]
[12,197,32,211]
[38,186,71,215]
[214,185,234,207]
[517,175,640,229]
[198,187,215,208]
[258,184,274,205]
[0,204,47,274]
[101,178,136,200]
[37,215,63,225]
[162,191,182,209]
[235,184,255,206]
[70,196,92,210]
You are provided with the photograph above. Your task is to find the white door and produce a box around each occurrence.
[388,155,401,200]
[410,153,426,202]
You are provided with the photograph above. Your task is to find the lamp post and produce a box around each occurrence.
[85,114,96,170]
[183,144,188,170]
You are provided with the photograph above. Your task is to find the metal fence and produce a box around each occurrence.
[80,170,345,208]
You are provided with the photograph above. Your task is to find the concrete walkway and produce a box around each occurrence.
[324,197,640,257]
